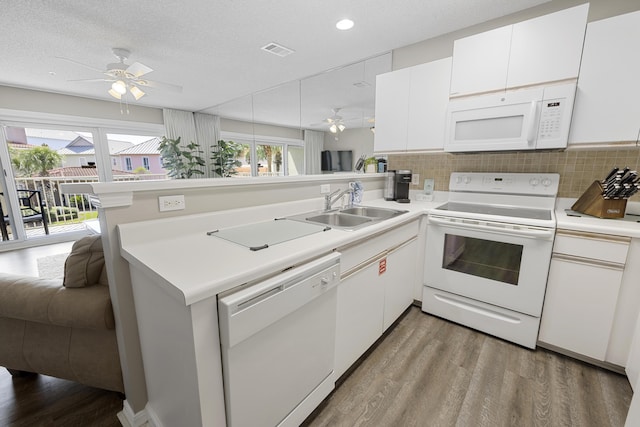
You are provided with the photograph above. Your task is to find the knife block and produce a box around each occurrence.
[571,180,627,219]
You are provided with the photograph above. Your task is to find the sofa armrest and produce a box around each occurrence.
[0,273,115,330]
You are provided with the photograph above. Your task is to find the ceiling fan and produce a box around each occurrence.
[58,48,182,101]
[326,108,346,133]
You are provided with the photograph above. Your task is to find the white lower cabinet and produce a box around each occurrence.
[334,254,386,379]
[334,221,419,379]
[383,239,417,331]
[539,230,630,363]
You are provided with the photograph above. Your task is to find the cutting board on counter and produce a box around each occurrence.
[207,218,329,251]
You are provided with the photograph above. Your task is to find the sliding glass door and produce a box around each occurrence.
[0,122,163,247]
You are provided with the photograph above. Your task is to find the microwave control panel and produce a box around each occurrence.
[537,99,565,141]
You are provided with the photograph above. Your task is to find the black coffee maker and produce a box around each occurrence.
[385,170,411,203]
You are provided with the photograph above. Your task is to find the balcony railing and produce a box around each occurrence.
[10,173,167,229]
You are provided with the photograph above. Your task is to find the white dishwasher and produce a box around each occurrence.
[217,252,340,427]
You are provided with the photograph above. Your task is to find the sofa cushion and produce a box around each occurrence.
[0,273,115,330]
[64,235,105,288]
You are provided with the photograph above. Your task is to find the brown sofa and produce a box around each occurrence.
[0,235,124,393]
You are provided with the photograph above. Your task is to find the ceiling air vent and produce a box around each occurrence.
[353,81,371,88]
[261,42,295,57]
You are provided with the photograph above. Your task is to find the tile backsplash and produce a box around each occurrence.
[388,147,640,200]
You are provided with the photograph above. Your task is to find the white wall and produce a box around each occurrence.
[0,86,163,124]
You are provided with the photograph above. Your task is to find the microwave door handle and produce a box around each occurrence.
[526,101,538,144]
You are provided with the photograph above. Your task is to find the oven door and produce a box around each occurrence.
[425,215,554,316]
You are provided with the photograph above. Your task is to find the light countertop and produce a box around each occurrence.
[118,193,640,307]
[118,193,443,306]
[556,198,640,238]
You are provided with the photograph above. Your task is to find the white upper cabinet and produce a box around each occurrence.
[507,4,588,88]
[374,57,452,153]
[450,4,589,97]
[569,10,640,145]
[406,57,452,151]
[374,67,410,153]
[449,26,511,96]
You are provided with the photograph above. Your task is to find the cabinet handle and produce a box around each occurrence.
[556,229,631,244]
[552,253,625,271]
[340,236,417,280]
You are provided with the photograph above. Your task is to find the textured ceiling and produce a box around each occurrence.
[1,0,549,129]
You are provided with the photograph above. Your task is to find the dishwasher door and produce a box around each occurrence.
[218,252,340,427]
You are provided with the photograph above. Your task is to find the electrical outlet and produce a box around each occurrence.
[412,173,420,185]
[159,195,185,212]
[320,184,331,194]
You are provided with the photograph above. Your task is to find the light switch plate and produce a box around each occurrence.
[423,178,434,195]
[411,174,420,185]
[320,184,331,194]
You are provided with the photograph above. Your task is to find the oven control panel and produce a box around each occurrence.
[450,172,559,195]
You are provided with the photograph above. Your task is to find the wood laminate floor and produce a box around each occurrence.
[0,369,123,427]
[1,233,633,427]
[304,306,633,427]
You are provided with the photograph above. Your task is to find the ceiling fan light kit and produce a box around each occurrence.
[111,80,127,95]
[61,47,181,109]
[327,107,346,133]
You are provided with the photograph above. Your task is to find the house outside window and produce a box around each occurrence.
[143,157,150,170]
[125,157,132,171]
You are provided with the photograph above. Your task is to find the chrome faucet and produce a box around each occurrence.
[324,188,353,211]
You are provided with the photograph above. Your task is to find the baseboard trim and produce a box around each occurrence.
[117,399,149,427]
[537,341,626,375]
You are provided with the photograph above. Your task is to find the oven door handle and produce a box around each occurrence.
[428,216,555,240]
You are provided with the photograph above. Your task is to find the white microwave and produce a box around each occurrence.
[444,82,576,153]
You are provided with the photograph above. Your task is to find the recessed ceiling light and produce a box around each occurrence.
[336,19,354,30]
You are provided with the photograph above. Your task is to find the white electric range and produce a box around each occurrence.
[422,172,560,348]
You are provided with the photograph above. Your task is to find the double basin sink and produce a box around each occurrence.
[289,205,408,231]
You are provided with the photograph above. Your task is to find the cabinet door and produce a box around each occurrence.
[406,58,452,151]
[507,4,588,88]
[569,10,640,144]
[382,238,418,331]
[334,258,385,379]
[374,68,410,152]
[449,26,511,96]
[538,257,623,361]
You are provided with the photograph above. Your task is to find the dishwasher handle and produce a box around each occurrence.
[218,252,340,348]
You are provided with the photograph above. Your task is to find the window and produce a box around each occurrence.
[143,157,150,170]
[219,132,304,177]
[124,157,132,171]
[0,116,163,246]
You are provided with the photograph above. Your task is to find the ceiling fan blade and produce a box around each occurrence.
[127,62,153,77]
[141,79,183,92]
[67,78,113,82]
[55,56,105,73]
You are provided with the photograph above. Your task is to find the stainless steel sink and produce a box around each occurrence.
[287,205,407,231]
[304,212,373,228]
[339,206,406,219]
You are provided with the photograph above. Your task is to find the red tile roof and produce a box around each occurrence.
[47,167,134,177]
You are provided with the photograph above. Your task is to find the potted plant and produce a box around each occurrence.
[158,136,206,179]
[211,140,243,177]
[364,157,378,173]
